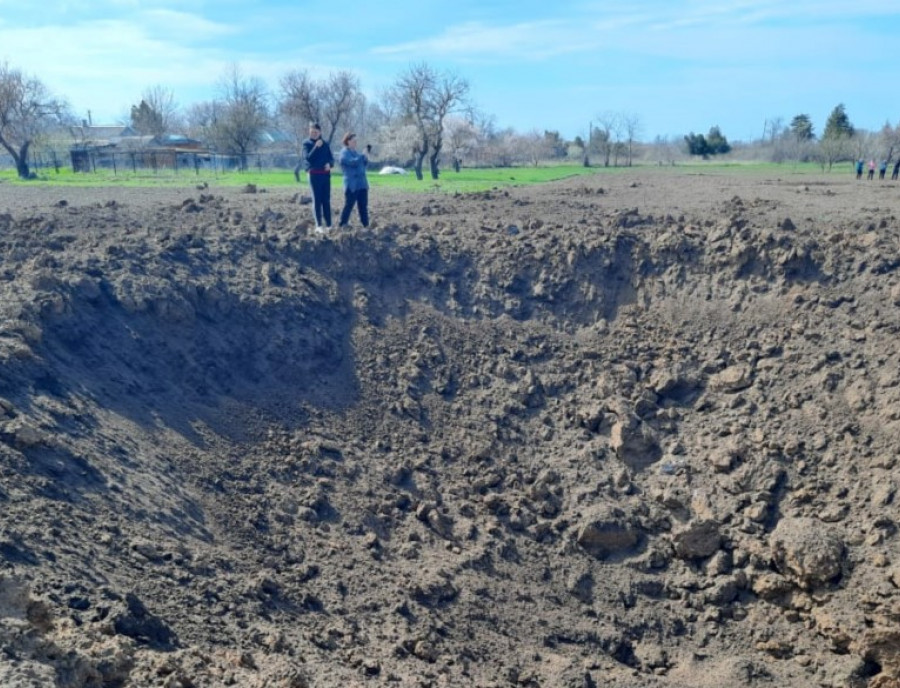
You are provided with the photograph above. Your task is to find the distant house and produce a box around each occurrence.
[70,124,210,173]
[69,122,141,148]
[148,134,205,151]
[258,128,293,150]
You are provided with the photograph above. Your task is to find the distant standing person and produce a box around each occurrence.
[880,160,888,180]
[892,159,900,181]
[868,159,876,180]
[856,159,864,180]
[338,132,370,229]
[302,122,334,232]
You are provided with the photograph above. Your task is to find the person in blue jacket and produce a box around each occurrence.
[301,122,334,231]
[338,131,370,229]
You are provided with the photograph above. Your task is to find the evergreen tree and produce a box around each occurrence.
[706,126,731,154]
[790,114,815,141]
[684,132,709,157]
[823,104,854,140]
[684,126,730,158]
[130,100,164,137]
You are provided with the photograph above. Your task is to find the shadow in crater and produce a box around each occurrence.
[32,281,359,444]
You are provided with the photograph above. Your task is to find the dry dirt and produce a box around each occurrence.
[1,169,900,687]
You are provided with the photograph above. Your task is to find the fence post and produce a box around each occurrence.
[112,152,117,176]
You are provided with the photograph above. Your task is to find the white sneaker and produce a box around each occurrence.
[314,225,324,234]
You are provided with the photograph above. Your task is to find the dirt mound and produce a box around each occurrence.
[1,172,900,686]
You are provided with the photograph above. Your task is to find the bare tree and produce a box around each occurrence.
[762,116,785,144]
[278,70,318,145]
[650,135,679,166]
[278,69,363,147]
[483,128,520,168]
[426,71,470,179]
[321,71,364,142]
[467,110,497,167]
[389,62,470,180]
[211,64,269,170]
[622,113,642,167]
[390,63,433,180]
[593,111,619,167]
[878,121,900,164]
[185,100,218,142]
[0,61,67,179]
[520,129,553,167]
[130,85,179,138]
[817,133,852,172]
[444,116,478,172]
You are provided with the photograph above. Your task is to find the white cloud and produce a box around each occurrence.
[0,19,231,120]
[580,0,900,25]
[373,0,895,67]
[138,9,236,41]
[372,19,604,60]
[0,12,360,122]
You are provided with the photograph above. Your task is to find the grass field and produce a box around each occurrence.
[0,163,608,193]
[0,160,855,193]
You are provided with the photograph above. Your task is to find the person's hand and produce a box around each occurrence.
[324,164,331,171]
[314,139,323,148]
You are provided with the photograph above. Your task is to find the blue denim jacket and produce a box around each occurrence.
[339,148,369,191]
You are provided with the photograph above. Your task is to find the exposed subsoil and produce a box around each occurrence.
[1,169,900,687]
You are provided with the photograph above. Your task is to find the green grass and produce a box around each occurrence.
[0,159,859,192]
[653,160,853,176]
[368,165,606,193]
[0,163,611,193]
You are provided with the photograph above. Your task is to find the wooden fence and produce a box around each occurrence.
[0,149,303,176]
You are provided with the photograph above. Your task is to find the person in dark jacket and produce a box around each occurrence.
[338,132,370,229]
[301,122,334,231]
[892,159,900,181]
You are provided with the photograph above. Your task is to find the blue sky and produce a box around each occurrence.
[1,0,898,142]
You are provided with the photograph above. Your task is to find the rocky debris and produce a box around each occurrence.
[576,505,642,559]
[770,518,845,589]
[672,519,722,560]
[109,593,178,648]
[708,364,754,393]
[611,416,662,471]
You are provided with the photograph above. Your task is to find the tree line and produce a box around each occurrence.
[680,104,900,172]
[0,60,650,181]
[1,59,898,180]
[0,60,531,180]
